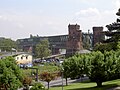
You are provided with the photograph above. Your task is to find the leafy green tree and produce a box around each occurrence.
[77,54,91,80]
[63,50,120,87]
[114,51,120,78]
[62,59,71,86]
[0,56,23,90]
[67,57,78,79]
[87,51,120,87]
[35,39,51,59]
[63,54,90,85]
[0,38,16,51]
[88,51,117,86]
[105,50,120,80]
[89,51,106,87]
[93,43,113,52]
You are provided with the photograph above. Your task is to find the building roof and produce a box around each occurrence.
[0,52,32,59]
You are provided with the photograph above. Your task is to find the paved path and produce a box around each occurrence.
[40,77,89,87]
[18,77,88,90]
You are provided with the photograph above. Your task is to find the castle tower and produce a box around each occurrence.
[66,24,83,56]
[93,27,104,46]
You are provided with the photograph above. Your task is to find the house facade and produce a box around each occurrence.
[15,53,32,64]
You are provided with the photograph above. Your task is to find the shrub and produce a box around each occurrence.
[30,83,46,90]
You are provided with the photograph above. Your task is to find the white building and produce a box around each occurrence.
[14,53,32,64]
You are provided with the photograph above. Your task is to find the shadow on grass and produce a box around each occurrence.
[77,80,90,83]
[51,83,119,90]
[51,84,66,87]
[67,84,119,90]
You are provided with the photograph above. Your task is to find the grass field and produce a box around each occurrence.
[22,64,60,76]
[49,79,120,90]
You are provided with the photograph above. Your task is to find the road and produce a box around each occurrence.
[40,77,89,87]
[18,77,89,90]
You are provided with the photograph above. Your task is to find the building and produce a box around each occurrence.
[93,27,105,46]
[14,53,32,64]
[17,35,68,55]
[17,24,103,56]
[66,24,83,56]
[0,52,32,67]
[82,32,93,50]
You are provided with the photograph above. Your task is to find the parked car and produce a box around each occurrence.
[19,63,33,68]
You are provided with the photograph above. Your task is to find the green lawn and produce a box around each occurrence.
[22,64,60,76]
[50,79,120,90]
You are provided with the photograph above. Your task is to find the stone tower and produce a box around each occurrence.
[66,24,83,56]
[93,27,104,46]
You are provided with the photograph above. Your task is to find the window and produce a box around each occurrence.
[17,57,19,60]
[21,57,23,60]
[28,39,33,42]
[26,56,28,59]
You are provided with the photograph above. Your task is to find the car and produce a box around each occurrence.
[19,63,33,68]
[59,59,64,64]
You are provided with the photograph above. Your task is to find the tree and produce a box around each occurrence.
[35,39,51,59]
[40,72,57,89]
[89,51,107,87]
[93,43,113,52]
[104,8,120,50]
[93,8,120,52]
[0,38,16,52]
[22,76,32,90]
[62,54,90,85]
[87,51,120,87]
[0,56,23,90]
[63,48,120,87]
[62,59,71,86]
[63,50,120,87]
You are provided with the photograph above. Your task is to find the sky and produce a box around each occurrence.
[0,0,120,40]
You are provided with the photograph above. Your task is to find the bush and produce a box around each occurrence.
[30,83,46,90]
[22,76,32,90]
[0,56,23,90]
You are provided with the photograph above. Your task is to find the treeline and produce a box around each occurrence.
[0,38,16,51]
[63,50,120,87]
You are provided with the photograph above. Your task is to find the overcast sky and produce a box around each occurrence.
[0,0,120,40]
